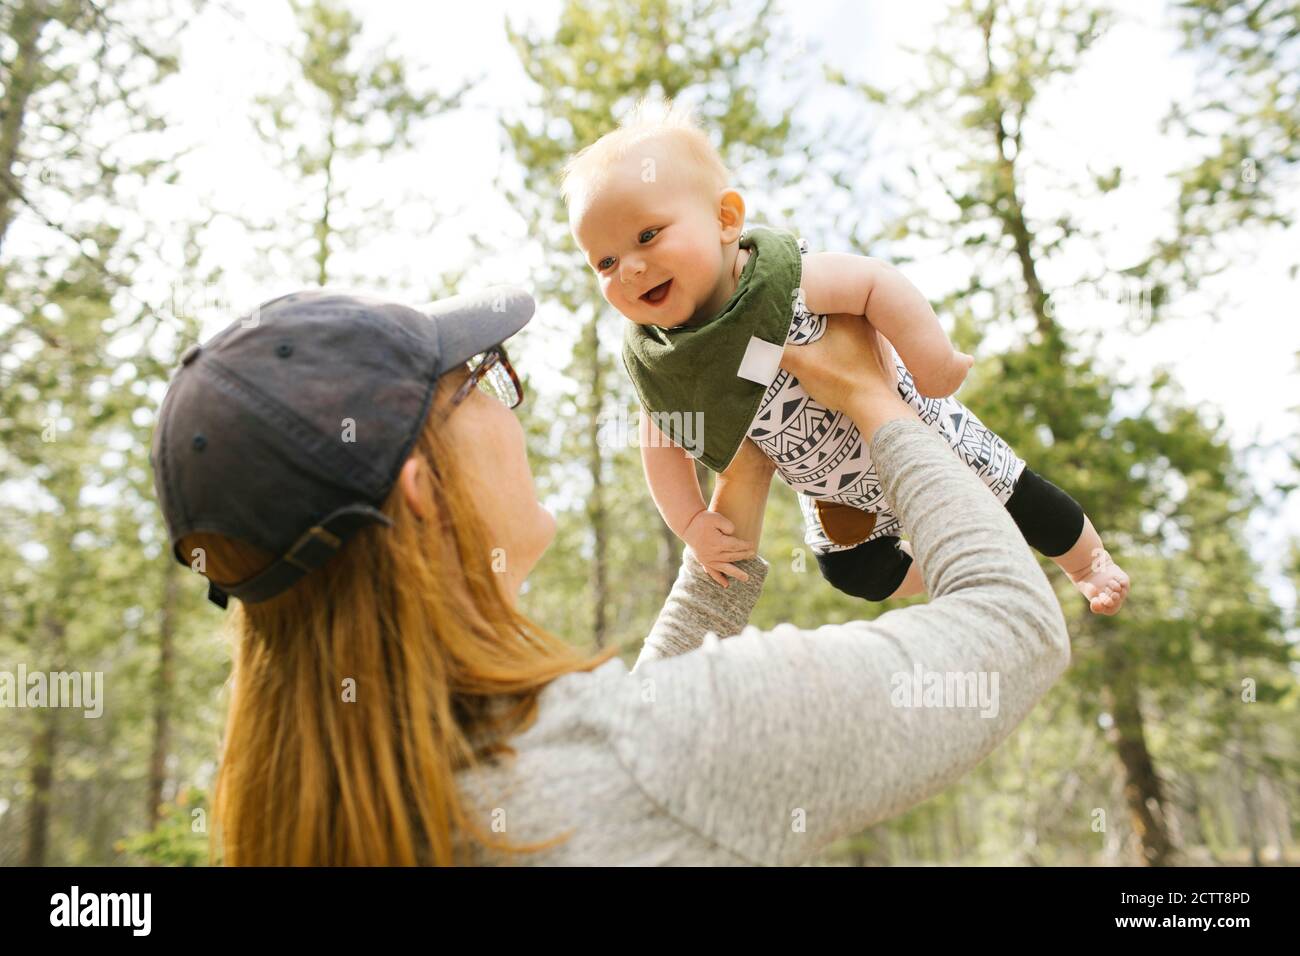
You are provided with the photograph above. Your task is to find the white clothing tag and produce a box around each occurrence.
[736,335,784,386]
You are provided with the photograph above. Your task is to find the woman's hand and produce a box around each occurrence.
[779,317,916,439]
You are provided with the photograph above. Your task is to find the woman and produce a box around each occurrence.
[151,285,1070,865]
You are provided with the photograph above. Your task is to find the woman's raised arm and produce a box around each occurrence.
[632,438,776,667]
[611,416,1070,865]
[606,317,1070,865]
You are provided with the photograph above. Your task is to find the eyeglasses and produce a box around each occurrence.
[449,344,524,410]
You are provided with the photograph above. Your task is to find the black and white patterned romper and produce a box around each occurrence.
[744,238,1027,555]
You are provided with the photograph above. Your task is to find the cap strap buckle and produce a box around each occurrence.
[284,524,342,571]
[202,503,390,609]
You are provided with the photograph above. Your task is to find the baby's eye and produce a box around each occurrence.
[638,228,659,243]
[597,256,615,271]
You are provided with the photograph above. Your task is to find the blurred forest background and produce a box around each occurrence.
[1,0,1297,866]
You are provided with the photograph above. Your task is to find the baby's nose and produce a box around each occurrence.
[620,258,646,282]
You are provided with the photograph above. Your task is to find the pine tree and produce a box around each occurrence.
[253,0,471,287]
[829,0,1297,865]
[0,0,197,866]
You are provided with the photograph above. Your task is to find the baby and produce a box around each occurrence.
[562,99,1129,615]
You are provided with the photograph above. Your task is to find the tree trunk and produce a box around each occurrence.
[23,612,67,866]
[977,6,1068,378]
[1268,774,1291,863]
[1183,775,1209,853]
[586,315,607,647]
[951,797,967,859]
[23,710,58,866]
[147,564,179,832]
[929,805,944,859]
[1101,638,1176,866]
[975,1,1179,869]
[315,125,336,286]
[1234,736,1262,866]
[0,2,50,258]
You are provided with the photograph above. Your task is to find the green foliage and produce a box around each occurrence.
[254,0,472,287]
[820,0,1298,864]
[118,788,214,867]
[0,0,224,867]
[1150,0,1300,294]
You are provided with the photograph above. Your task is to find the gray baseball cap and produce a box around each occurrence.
[150,286,535,608]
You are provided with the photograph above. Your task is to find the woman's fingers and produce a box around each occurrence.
[701,546,754,567]
[714,562,750,583]
[780,316,895,413]
[712,538,755,561]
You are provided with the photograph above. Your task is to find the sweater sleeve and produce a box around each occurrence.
[631,551,769,670]
[606,415,1071,866]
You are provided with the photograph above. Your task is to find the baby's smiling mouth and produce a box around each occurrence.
[640,279,672,304]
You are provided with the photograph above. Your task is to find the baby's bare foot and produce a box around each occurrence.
[1069,554,1130,615]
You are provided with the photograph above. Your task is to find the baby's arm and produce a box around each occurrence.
[640,414,758,587]
[639,412,707,537]
[799,252,973,398]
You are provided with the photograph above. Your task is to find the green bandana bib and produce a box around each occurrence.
[620,225,803,473]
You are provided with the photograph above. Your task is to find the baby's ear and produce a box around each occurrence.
[718,189,745,241]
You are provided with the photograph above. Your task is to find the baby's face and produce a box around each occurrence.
[569,144,730,328]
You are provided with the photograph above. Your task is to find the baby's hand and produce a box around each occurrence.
[683,509,755,588]
[911,349,974,399]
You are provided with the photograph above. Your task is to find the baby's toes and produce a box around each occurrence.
[1097,580,1128,608]
[1102,582,1128,613]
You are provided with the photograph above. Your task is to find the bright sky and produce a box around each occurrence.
[13,0,1300,608]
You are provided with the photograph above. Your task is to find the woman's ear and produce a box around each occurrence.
[718,189,746,243]
[399,457,428,519]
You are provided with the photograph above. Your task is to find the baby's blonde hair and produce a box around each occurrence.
[560,96,731,211]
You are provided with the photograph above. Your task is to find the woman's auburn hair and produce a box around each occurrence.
[182,383,618,865]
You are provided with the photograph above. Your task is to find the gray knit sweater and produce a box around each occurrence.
[456,416,1071,865]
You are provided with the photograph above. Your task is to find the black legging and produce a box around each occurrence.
[815,466,1086,601]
